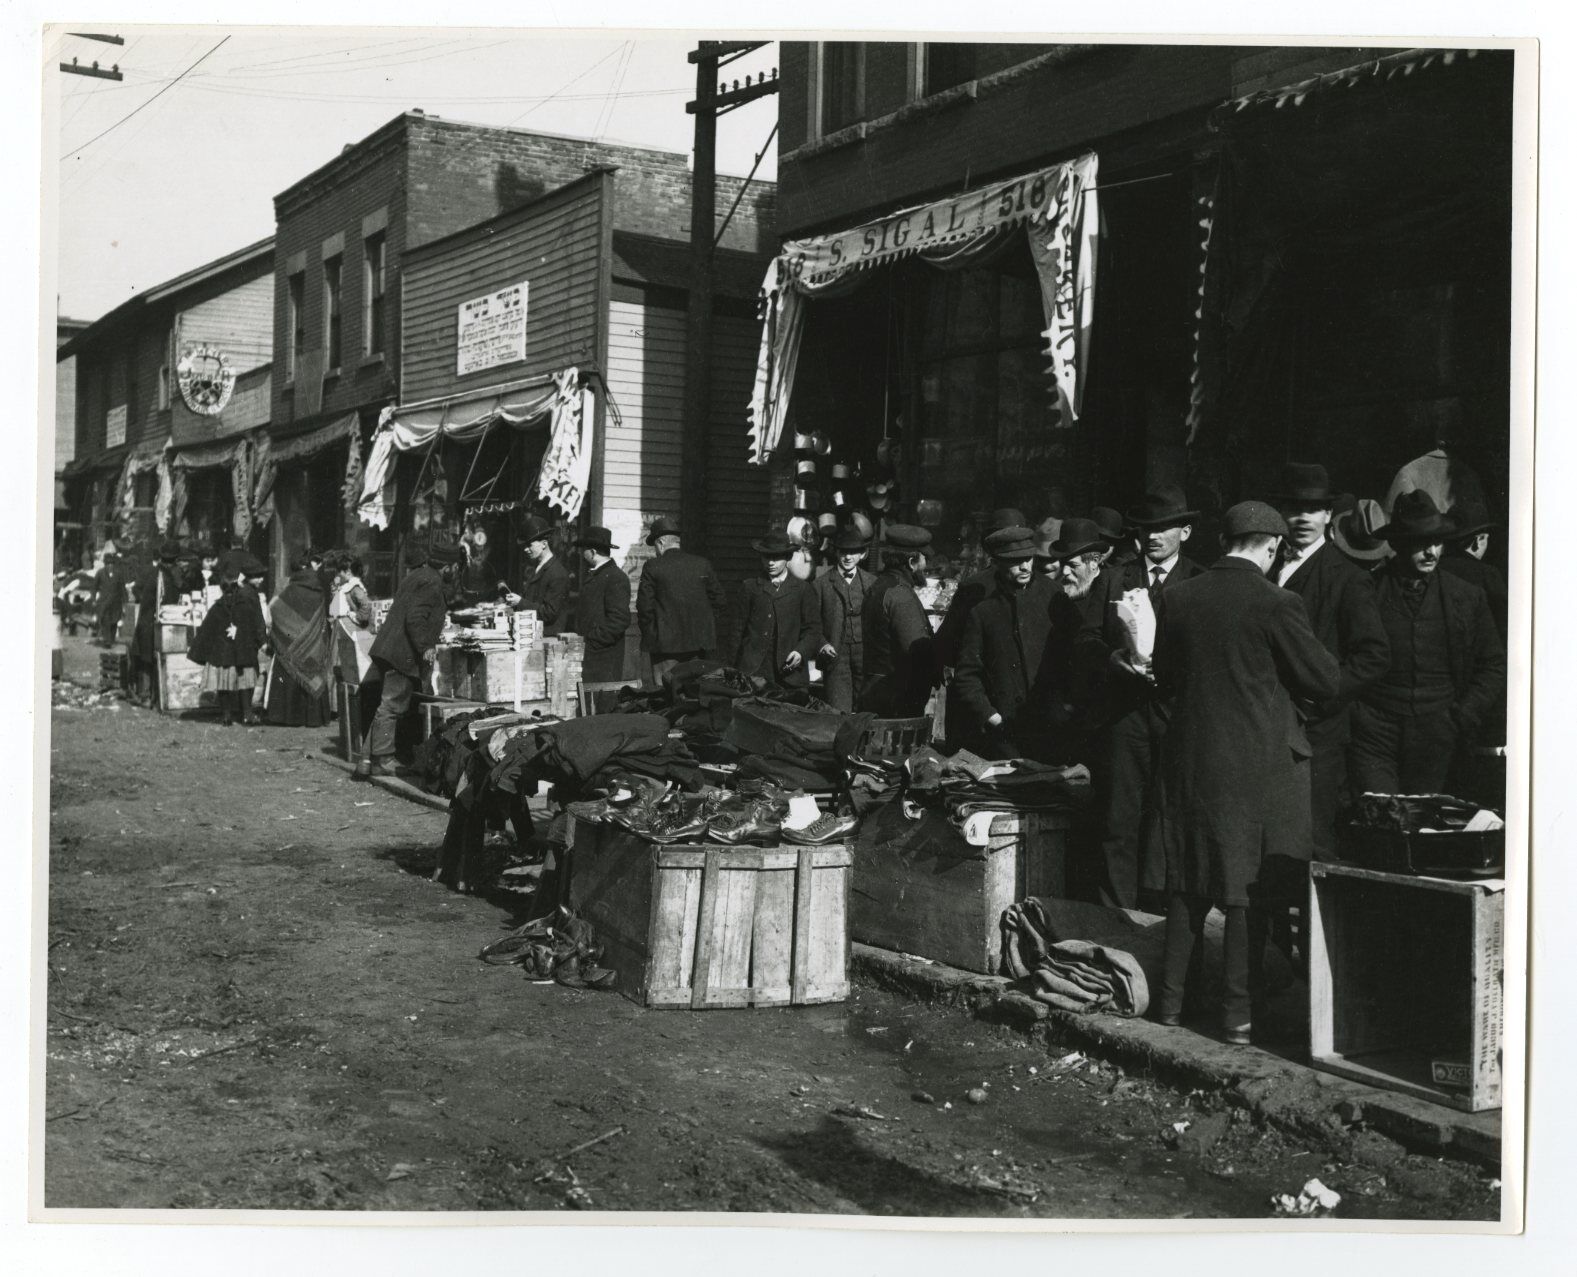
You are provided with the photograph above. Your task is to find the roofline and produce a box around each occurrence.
[611,227,772,266]
[273,111,413,210]
[401,168,616,264]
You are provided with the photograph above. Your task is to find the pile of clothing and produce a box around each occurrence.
[1351,791,1493,834]
[1000,897,1149,1016]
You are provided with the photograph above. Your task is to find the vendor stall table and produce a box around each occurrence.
[1308,862,1504,1113]
[566,816,850,1009]
[851,803,1071,975]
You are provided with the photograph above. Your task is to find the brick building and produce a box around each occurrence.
[758,42,1514,575]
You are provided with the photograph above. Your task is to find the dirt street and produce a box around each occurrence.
[43,638,1498,1218]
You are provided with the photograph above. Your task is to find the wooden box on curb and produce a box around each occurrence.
[850,803,1070,974]
[566,817,850,1008]
[1309,862,1504,1112]
[157,652,210,712]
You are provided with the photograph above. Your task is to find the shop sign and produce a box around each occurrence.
[177,343,237,415]
[457,281,528,376]
[105,404,126,448]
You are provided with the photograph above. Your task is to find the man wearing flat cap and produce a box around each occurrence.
[1078,482,1205,909]
[954,526,1074,760]
[1147,501,1340,1045]
[358,538,465,780]
[572,527,632,683]
[935,508,1029,740]
[860,523,938,717]
[1267,462,1391,863]
[733,532,819,692]
[505,514,571,636]
[813,525,878,711]
[1351,491,1505,796]
[637,514,726,686]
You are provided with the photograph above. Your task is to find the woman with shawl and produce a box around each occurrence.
[263,552,333,727]
[188,566,267,726]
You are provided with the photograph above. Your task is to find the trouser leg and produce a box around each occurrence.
[1308,738,1346,863]
[1399,708,1457,794]
[367,667,416,761]
[1155,893,1209,1020]
[1348,701,1402,795]
[1222,905,1252,1031]
[1094,713,1150,909]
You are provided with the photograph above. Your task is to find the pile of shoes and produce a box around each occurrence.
[781,808,858,846]
[477,907,617,990]
[706,779,791,845]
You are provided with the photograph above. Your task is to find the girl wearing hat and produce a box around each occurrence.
[188,565,268,726]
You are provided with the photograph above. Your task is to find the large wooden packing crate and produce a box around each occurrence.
[1308,862,1504,1112]
[157,621,191,654]
[850,801,1070,974]
[567,817,850,1008]
[158,652,211,712]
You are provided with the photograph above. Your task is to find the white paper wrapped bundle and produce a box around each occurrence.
[1114,588,1157,662]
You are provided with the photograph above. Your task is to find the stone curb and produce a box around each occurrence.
[851,942,1502,1169]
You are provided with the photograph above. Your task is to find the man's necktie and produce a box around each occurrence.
[1149,565,1166,598]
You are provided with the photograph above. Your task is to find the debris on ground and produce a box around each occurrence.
[965,1087,989,1105]
[832,1103,896,1122]
[1271,1177,1342,1216]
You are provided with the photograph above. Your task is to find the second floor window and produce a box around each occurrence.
[124,352,138,425]
[923,43,978,96]
[288,272,305,380]
[821,42,865,135]
[363,233,386,357]
[323,256,343,371]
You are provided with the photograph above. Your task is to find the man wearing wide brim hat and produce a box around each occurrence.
[812,523,877,711]
[859,523,938,717]
[1330,496,1392,568]
[1441,499,1507,642]
[1266,462,1391,866]
[1088,505,1136,567]
[1145,501,1341,1044]
[506,513,571,636]
[953,526,1073,761]
[571,527,632,683]
[637,514,726,685]
[1350,490,1505,797]
[1079,482,1205,911]
[733,532,819,692]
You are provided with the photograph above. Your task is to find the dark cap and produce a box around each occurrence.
[158,541,182,563]
[426,541,468,567]
[832,525,871,552]
[884,523,932,551]
[517,514,554,545]
[1088,507,1125,542]
[646,515,682,546]
[751,532,795,558]
[575,526,617,554]
[1448,500,1495,540]
[1127,483,1200,529]
[983,525,1039,559]
[1268,462,1338,505]
[1377,491,1452,545]
[1046,517,1107,560]
[1221,501,1288,539]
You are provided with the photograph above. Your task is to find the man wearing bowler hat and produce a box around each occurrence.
[1088,506,1137,568]
[733,532,819,692]
[860,524,938,717]
[572,527,632,684]
[505,513,571,636]
[1078,482,1205,909]
[1267,462,1391,864]
[1441,499,1508,642]
[1351,491,1505,796]
[637,514,726,686]
[935,507,1029,740]
[813,524,878,711]
[1147,502,1340,1044]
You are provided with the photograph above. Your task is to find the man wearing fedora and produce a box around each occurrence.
[954,525,1072,760]
[637,514,726,686]
[860,523,939,717]
[813,525,878,711]
[1441,500,1507,642]
[1088,506,1137,568]
[505,514,571,636]
[1147,502,1340,1044]
[1078,482,1205,910]
[1351,491,1505,796]
[572,527,632,684]
[1267,463,1391,864]
[734,532,819,692]
[1330,496,1393,572]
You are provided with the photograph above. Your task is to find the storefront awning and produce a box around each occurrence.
[748,152,1100,464]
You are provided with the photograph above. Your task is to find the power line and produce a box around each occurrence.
[61,35,231,161]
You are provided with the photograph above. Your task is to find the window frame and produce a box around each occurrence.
[816,41,866,138]
[322,255,343,372]
[287,271,306,383]
[362,231,386,358]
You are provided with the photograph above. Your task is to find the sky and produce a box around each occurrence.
[49,27,782,321]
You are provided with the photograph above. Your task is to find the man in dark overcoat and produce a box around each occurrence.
[506,514,571,635]
[813,525,878,711]
[859,524,938,718]
[131,541,184,707]
[1267,463,1391,863]
[358,540,464,780]
[953,526,1070,761]
[1077,483,1205,909]
[637,514,726,686]
[96,550,127,645]
[572,527,632,684]
[1148,502,1341,1043]
[933,508,1026,741]
[1350,491,1505,795]
[1440,500,1508,642]
[733,532,819,692]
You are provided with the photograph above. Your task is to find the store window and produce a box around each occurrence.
[322,256,343,371]
[923,42,978,96]
[287,271,305,381]
[124,351,138,426]
[820,42,865,135]
[363,232,386,357]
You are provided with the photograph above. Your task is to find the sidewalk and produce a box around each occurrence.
[852,943,1502,1168]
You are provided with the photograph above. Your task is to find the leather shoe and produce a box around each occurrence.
[1221,1024,1253,1047]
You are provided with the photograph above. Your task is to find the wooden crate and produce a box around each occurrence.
[433,646,522,704]
[567,818,850,1008]
[157,621,191,654]
[158,652,211,713]
[1309,863,1504,1112]
[419,697,492,741]
[850,802,1070,974]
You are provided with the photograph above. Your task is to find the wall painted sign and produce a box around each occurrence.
[456,281,528,376]
[177,343,237,415]
[106,404,127,448]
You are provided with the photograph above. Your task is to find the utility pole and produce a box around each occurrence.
[62,32,126,80]
[682,42,779,553]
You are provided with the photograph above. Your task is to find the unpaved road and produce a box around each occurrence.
[43,636,1497,1218]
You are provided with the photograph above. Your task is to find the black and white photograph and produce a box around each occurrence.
[19,8,1551,1255]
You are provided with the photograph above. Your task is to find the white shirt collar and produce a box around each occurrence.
[1146,551,1180,579]
[1277,535,1326,585]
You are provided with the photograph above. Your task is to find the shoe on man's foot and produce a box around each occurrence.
[1221,1023,1253,1047]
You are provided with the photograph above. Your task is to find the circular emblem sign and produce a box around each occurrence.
[176,344,236,415]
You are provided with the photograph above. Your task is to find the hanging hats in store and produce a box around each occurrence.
[1331,498,1393,563]
[793,431,815,454]
[1088,506,1126,543]
[1375,490,1452,545]
[517,513,554,545]
[1127,483,1201,528]
[833,524,872,552]
[884,523,932,550]
[866,479,894,511]
[796,458,819,484]
[751,531,796,558]
[1221,501,1288,539]
[794,486,820,513]
[831,463,852,482]
[984,526,1040,559]
[849,510,875,541]
[1268,462,1338,505]
[646,515,682,545]
[574,527,617,554]
[811,430,832,457]
[816,511,838,534]
[785,516,816,546]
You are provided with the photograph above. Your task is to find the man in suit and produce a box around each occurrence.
[96,549,127,645]
[358,539,465,780]
[934,508,1027,742]
[637,514,726,686]
[1267,463,1391,863]
[1351,491,1506,795]
[572,526,632,684]
[1148,502,1341,1044]
[813,525,878,711]
[733,532,819,692]
[505,514,571,635]
[1078,483,1206,910]
[130,541,184,708]
[859,523,938,717]
[953,526,1073,761]
[1441,500,1508,642]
